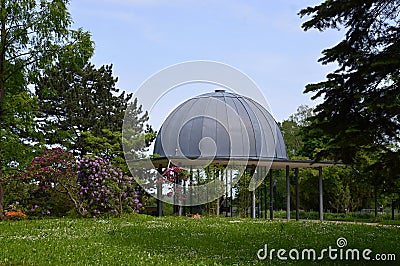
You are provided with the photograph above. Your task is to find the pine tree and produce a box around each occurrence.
[299,0,400,212]
[299,0,399,163]
[35,61,152,171]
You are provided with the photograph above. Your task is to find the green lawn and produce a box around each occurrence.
[0,215,398,265]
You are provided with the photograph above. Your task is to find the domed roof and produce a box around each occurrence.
[153,90,287,161]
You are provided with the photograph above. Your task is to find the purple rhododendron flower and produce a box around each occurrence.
[76,156,141,217]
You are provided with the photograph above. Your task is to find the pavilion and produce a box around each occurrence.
[151,90,341,220]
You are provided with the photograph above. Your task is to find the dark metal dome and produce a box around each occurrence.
[153,90,287,161]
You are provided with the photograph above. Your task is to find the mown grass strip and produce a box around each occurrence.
[0,215,398,265]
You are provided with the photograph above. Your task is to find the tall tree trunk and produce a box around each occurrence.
[0,0,6,103]
[374,185,378,218]
[0,0,7,220]
[0,164,4,220]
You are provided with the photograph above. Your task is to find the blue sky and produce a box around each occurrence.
[70,0,343,128]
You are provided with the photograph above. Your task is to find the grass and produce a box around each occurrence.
[273,210,399,223]
[0,215,399,265]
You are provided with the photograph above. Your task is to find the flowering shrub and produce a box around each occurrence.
[157,165,189,202]
[77,157,142,217]
[5,210,27,220]
[5,202,27,220]
[24,148,76,192]
[8,149,142,218]
[187,213,201,219]
[161,166,189,183]
[11,148,77,216]
[3,174,32,217]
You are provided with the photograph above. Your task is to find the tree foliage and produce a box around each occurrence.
[299,0,399,163]
[34,57,154,162]
[0,65,39,174]
[34,59,154,174]
[279,105,313,159]
[35,63,129,154]
[277,105,379,213]
[0,0,87,220]
[299,1,400,212]
[0,1,152,220]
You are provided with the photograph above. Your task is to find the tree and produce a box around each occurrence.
[299,1,400,215]
[279,105,313,158]
[280,106,374,213]
[35,62,143,161]
[299,1,399,163]
[0,0,90,220]
[0,64,39,172]
[35,58,156,184]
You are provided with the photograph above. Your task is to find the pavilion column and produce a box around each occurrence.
[190,167,193,214]
[264,167,267,219]
[295,168,299,221]
[216,169,220,216]
[250,190,256,219]
[249,166,256,219]
[181,179,185,216]
[391,199,395,220]
[230,169,233,217]
[225,168,229,217]
[157,164,163,217]
[269,169,273,220]
[286,165,290,221]
[319,167,323,221]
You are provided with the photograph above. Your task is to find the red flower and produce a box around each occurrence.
[5,210,27,217]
